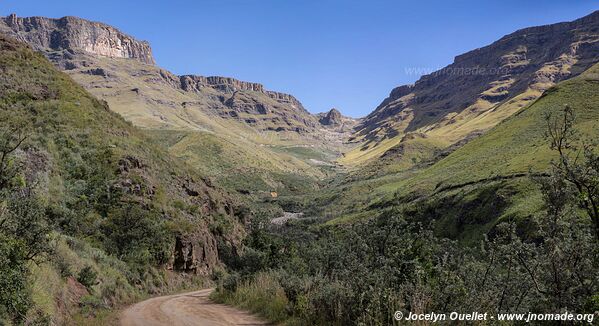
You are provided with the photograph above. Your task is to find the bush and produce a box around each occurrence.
[0,235,31,323]
[222,273,240,292]
[101,204,171,267]
[213,271,289,323]
[77,266,98,290]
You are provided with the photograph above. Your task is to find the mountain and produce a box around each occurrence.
[0,14,359,195]
[1,13,154,64]
[342,11,599,169]
[0,33,246,323]
[314,61,599,243]
[0,14,357,137]
[317,108,358,130]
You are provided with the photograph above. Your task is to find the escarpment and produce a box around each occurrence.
[0,13,155,64]
[0,14,359,141]
[345,10,599,167]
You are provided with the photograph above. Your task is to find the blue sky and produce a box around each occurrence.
[1,1,597,117]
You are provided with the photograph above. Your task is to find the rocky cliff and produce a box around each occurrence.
[0,14,348,139]
[179,75,307,112]
[346,10,599,166]
[0,13,155,64]
[319,108,343,126]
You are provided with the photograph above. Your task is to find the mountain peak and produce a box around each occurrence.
[0,14,155,65]
[319,108,343,126]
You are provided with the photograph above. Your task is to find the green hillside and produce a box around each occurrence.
[387,64,599,194]
[147,129,338,197]
[211,63,599,326]
[0,35,245,324]
[299,62,599,241]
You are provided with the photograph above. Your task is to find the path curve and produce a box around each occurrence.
[120,288,269,326]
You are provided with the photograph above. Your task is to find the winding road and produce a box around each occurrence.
[120,289,269,326]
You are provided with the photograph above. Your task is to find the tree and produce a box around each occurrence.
[0,115,33,323]
[545,105,599,240]
[0,111,28,191]
[101,204,170,266]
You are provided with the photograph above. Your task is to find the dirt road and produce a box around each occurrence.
[120,288,269,326]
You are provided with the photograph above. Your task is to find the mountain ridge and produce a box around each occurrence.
[1,13,155,64]
[0,13,352,127]
[343,9,599,168]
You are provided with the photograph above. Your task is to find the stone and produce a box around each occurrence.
[319,108,343,126]
[0,14,155,64]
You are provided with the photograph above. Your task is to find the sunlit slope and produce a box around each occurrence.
[54,54,346,194]
[147,129,340,195]
[387,62,599,195]
[341,11,599,170]
[317,62,599,233]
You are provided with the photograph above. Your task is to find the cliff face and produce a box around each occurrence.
[348,10,599,166]
[0,13,155,64]
[319,108,343,126]
[179,75,307,111]
[0,14,338,138]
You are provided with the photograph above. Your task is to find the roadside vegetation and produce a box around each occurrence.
[0,35,240,324]
[212,105,599,325]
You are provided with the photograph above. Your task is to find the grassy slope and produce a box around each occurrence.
[147,129,338,197]
[317,62,599,240]
[384,63,599,196]
[0,35,242,323]
[65,54,343,195]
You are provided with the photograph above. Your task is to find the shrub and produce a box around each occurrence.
[222,273,240,292]
[0,235,31,323]
[77,266,98,290]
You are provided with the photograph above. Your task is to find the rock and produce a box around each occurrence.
[83,68,108,77]
[319,108,343,126]
[171,231,220,275]
[180,75,264,93]
[0,14,155,64]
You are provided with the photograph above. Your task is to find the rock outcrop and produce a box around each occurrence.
[0,13,155,64]
[319,108,343,126]
[179,75,306,110]
[171,232,220,275]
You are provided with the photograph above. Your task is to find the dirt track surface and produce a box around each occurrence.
[120,288,269,326]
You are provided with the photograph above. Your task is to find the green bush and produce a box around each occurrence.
[222,273,240,292]
[0,235,30,323]
[77,266,98,290]
[101,204,171,267]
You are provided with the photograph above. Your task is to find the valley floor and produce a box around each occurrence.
[120,289,268,326]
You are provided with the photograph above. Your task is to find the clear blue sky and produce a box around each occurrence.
[1,1,597,117]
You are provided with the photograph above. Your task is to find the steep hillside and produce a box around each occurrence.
[0,14,358,194]
[304,61,599,242]
[343,10,599,170]
[0,34,246,323]
[0,14,324,135]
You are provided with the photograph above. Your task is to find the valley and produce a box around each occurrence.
[0,7,597,326]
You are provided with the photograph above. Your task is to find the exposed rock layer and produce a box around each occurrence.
[0,13,155,64]
[0,14,359,138]
[357,10,599,151]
